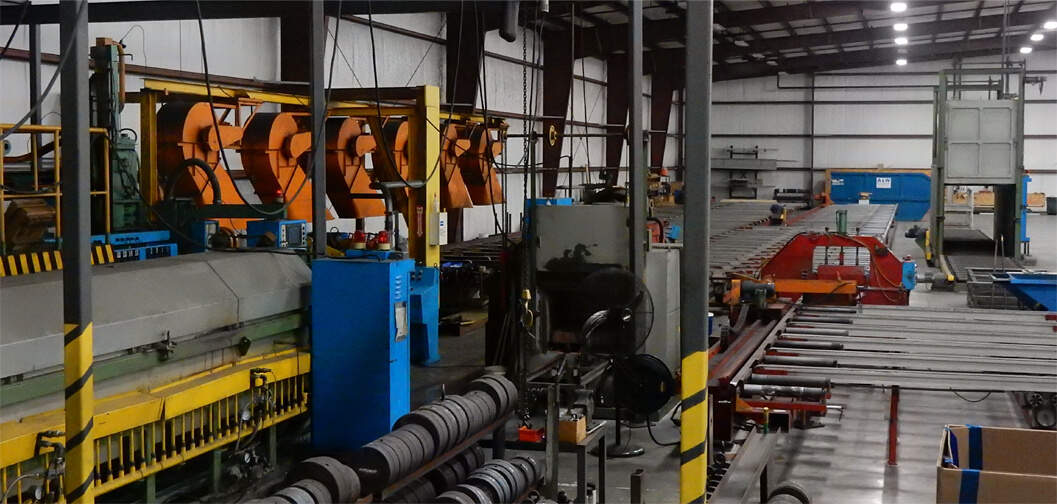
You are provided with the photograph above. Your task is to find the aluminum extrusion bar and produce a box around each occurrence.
[798,304,1056,323]
[755,365,1057,392]
[778,334,1055,359]
[784,326,1056,346]
[770,348,1057,375]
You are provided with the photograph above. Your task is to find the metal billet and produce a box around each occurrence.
[273,486,316,504]
[421,402,464,451]
[467,468,508,503]
[284,456,361,503]
[290,479,332,504]
[393,409,451,458]
[450,483,493,504]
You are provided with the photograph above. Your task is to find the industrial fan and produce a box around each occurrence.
[578,268,676,458]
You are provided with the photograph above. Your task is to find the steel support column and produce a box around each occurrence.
[29,23,42,152]
[628,1,646,277]
[446,9,484,113]
[604,55,628,186]
[541,29,573,197]
[60,1,95,502]
[650,59,677,173]
[888,386,900,465]
[680,1,713,503]
[310,0,326,257]
[445,7,484,241]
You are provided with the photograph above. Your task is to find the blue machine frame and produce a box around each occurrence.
[90,230,178,262]
[311,257,415,451]
[246,219,308,248]
[410,266,440,365]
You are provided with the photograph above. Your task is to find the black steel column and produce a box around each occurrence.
[680,0,713,502]
[628,0,645,278]
[310,0,326,256]
[60,1,95,502]
[29,23,42,152]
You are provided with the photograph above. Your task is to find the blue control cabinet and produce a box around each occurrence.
[311,257,414,451]
[410,266,440,365]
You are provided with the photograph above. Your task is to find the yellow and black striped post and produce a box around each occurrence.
[60,1,95,502]
[681,1,713,502]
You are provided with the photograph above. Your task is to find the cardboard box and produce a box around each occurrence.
[936,425,1057,503]
[558,416,586,444]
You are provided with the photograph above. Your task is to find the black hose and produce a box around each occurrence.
[165,157,223,205]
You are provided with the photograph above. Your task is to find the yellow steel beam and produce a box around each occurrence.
[141,79,369,109]
[408,85,441,267]
[330,106,417,118]
[138,90,160,213]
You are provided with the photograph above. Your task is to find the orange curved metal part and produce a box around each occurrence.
[156,101,245,209]
[439,123,474,210]
[240,112,321,222]
[325,117,385,218]
[458,124,505,204]
[370,120,413,209]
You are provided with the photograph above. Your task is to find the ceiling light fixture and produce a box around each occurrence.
[1020,46,1033,54]
[894,23,908,31]
[896,58,908,66]
[895,37,908,45]
[1031,33,1044,41]
[734,39,749,47]
[766,60,778,66]
[1045,21,1057,30]
[891,2,907,13]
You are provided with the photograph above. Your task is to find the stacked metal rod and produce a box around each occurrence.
[754,305,1057,393]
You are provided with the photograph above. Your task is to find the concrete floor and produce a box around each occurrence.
[415,212,1056,504]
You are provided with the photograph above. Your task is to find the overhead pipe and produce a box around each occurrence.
[499,1,520,42]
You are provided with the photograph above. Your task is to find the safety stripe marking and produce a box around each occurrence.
[43,252,53,271]
[682,388,707,411]
[19,254,29,273]
[65,364,94,399]
[64,324,85,346]
[30,253,41,272]
[65,470,95,503]
[66,417,94,452]
[105,245,115,263]
[680,440,706,465]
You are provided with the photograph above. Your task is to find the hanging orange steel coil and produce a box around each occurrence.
[157,101,244,207]
[239,112,320,223]
[458,124,504,204]
[439,122,475,210]
[324,117,385,218]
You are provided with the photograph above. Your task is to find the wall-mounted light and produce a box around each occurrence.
[1020,46,1033,54]
[895,37,908,45]
[894,23,908,31]
[891,2,907,12]
[896,58,908,66]
[1031,33,1044,41]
